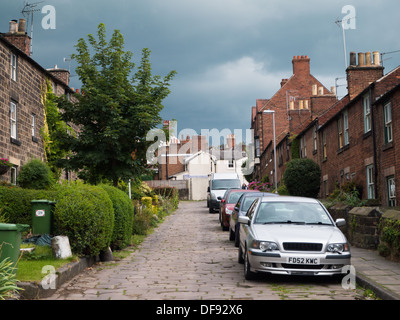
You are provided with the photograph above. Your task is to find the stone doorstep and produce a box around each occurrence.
[17,256,97,300]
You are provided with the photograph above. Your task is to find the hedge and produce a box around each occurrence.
[52,183,114,257]
[100,184,134,250]
[0,186,58,225]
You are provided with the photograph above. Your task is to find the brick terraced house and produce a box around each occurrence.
[251,55,336,183]
[255,51,400,206]
[0,18,75,184]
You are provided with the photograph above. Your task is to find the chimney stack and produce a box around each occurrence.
[292,55,310,76]
[4,19,31,56]
[346,51,384,100]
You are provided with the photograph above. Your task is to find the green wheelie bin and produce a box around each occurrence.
[0,223,30,272]
[31,200,56,235]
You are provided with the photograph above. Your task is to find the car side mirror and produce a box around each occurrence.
[217,196,222,200]
[234,206,239,212]
[336,219,346,227]
[238,216,250,225]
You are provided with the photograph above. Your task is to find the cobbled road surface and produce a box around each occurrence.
[46,201,368,300]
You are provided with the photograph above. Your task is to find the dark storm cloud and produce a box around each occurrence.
[1,0,399,142]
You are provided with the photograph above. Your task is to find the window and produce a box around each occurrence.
[10,166,17,185]
[312,127,317,152]
[338,118,343,149]
[10,101,17,139]
[10,53,17,81]
[366,165,374,199]
[255,137,260,158]
[387,176,396,207]
[343,110,349,146]
[31,114,36,137]
[322,130,327,160]
[363,94,371,133]
[300,135,306,158]
[384,102,392,143]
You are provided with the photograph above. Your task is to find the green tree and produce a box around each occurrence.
[57,23,176,186]
[283,158,321,198]
[41,79,73,180]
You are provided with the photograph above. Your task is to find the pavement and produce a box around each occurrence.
[350,246,400,300]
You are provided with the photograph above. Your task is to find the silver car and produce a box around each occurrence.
[238,196,350,279]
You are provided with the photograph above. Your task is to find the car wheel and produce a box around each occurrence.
[234,226,240,248]
[238,244,244,264]
[244,249,256,280]
[229,226,235,241]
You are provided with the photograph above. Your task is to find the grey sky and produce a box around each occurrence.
[1,0,399,144]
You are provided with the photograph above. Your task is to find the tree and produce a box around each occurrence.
[283,158,321,198]
[57,23,176,186]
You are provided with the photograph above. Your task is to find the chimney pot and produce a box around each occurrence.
[365,52,372,66]
[18,19,26,33]
[9,20,17,33]
[373,51,380,66]
[358,53,365,67]
[312,84,318,96]
[349,52,357,66]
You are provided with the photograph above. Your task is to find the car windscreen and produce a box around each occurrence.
[227,191,245,203]
[242,196,259,211]
[254,202,333,225]
[212,179,241,190]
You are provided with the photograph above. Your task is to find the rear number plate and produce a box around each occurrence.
[287,257,319,265]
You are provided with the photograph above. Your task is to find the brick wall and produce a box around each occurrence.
[0,35,74,184]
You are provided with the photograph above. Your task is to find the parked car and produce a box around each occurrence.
[219,189,258,231]
[207,173,241,213]
[238,196,350,280]
[229,192,279,247]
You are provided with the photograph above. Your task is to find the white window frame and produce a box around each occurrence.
[366,165,375,199]
[387,176,396,207]
[343,110,349,146]
[363,94,371,133]
[10,166,17,185]
[11,53,17,81]
[384,102,393,143]
[10,101,17,139]
[32,114,36,137]
[312,127,317,152]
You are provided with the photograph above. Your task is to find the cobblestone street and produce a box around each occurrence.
[46,201,367,300]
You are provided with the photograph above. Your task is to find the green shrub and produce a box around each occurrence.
[132,207,153,235]
[283,158,321,198]
[53,183,114,256]
[17,159,55,190]
[100,184,134,250]
[0,186,57,225]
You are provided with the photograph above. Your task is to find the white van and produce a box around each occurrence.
[207,173,241,213]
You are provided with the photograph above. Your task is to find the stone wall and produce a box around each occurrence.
[328,205,400,261]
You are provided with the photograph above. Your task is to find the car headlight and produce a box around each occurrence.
[226,208,232,215]
[327,243,349,253]
[252,241,278,251]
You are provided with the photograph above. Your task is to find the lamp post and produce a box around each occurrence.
[263,110,278,194]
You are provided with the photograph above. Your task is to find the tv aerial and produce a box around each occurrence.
[21,1,44,55]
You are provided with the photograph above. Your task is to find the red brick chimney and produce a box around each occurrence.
[3,19,31,56]
[292,55,310,76]
[346,51,384,100]
[47,65,70,86]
